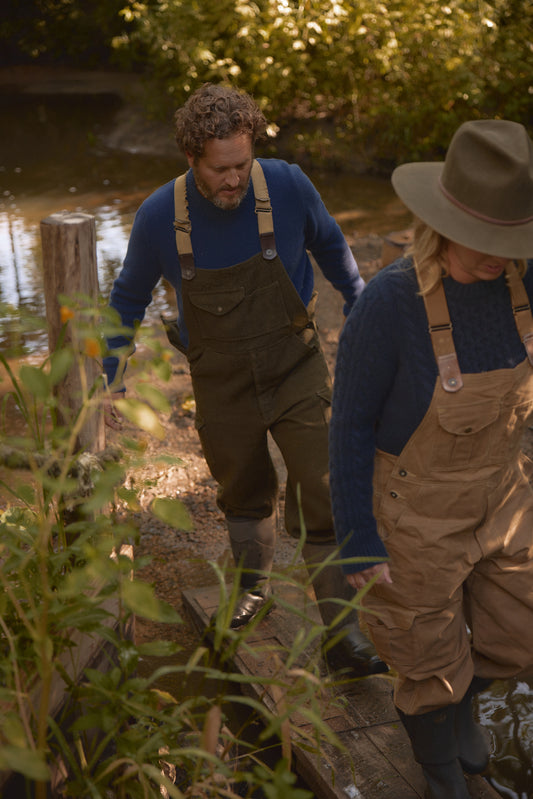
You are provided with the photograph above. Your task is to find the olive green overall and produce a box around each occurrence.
[363,263,533,715]
[172,162,335,542]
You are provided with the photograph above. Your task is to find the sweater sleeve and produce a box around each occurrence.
[103,203,163,388]
[287,164,365,314]
[329,271,400,573]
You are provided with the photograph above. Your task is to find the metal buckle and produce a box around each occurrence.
[173,218,192,234]
[513,303,531,315]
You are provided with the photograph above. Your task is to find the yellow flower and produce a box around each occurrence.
[60,306,75,324]
[84,338,100,358]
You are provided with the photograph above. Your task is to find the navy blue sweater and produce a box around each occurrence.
[104,158,364,387]
[329,257,533,574]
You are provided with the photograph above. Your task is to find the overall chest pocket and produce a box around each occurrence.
[188,281,290,342]
[432,398,501,470]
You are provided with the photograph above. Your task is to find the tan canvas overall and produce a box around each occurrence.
[363,263,533,715]
[171,161,335,542]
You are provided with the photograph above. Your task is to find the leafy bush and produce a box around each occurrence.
[0,301,354,798]
[3,1,530,165]
[0,0,132,67]
[115,0,533,165]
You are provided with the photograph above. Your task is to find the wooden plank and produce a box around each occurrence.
[182,582,502,799]
[296,728,422,799]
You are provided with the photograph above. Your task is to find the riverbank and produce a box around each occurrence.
[0,64,374,173]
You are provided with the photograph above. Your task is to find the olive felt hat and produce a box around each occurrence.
[391,119,533,258]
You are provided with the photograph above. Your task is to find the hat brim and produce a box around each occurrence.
[392,162,533,259]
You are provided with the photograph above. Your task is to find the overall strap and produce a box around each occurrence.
[422,278,464,393]
[173,161,277,280]
[173,173,195,280]
[250,160,277,260]
[505,261,533,366]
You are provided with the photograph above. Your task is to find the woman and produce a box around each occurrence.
[329,119,533,798]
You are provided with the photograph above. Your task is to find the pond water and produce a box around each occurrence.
[0,89,179,354]
[0,82,409,355]
[0,78,532,798]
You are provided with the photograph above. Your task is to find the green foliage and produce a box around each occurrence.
[0,300,354,798]
[151,496,194,531]
[2,1,530,163]
[0,0,134,68]
[1,1,531,163]
[115,0,533,164]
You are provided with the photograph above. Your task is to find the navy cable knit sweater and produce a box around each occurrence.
[329,257,533,574]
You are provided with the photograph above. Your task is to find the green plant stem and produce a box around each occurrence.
[0,615,36,748]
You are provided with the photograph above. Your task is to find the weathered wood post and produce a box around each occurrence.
[40,212,105,453]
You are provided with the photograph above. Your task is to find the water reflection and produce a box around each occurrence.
[0,214,29,306]
[0,85,188,352]
[0,175,175,353]
[0,210,48,351]
[0,78,532,798]
[478,681,533,798]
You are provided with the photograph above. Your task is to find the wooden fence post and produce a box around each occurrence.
[40,212,105,453]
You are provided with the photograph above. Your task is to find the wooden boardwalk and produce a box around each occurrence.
[182,580,502,799]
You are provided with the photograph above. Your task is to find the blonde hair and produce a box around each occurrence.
[407,217,528,295]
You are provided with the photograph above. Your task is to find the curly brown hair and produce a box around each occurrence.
[174,83,267,159]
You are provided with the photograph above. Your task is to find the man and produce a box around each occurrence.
[104,83,387,676]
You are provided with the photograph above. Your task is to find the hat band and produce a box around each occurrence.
[438,178,533,227]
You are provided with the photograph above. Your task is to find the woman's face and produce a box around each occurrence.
[446,241,510,284]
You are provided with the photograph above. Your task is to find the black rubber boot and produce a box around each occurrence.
[397,706,470,799]
[228,582,273,629]
[227,516,276,629]
[302,542,388,677]
[455,677,491,774]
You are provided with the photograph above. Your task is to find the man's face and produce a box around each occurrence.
[187,132,253,210]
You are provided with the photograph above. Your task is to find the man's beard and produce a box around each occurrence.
[193,168,250,210]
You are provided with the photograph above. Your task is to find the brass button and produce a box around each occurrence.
[399,469,407,477]
[390,491,398,498]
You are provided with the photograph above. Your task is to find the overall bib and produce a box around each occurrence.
[364,264,533,715]
[171,162,335,542]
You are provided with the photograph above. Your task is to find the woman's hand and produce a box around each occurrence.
[346,563,392,591]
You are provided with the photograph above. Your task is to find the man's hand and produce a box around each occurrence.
[104,392,125,430]
[346,563,392,591]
